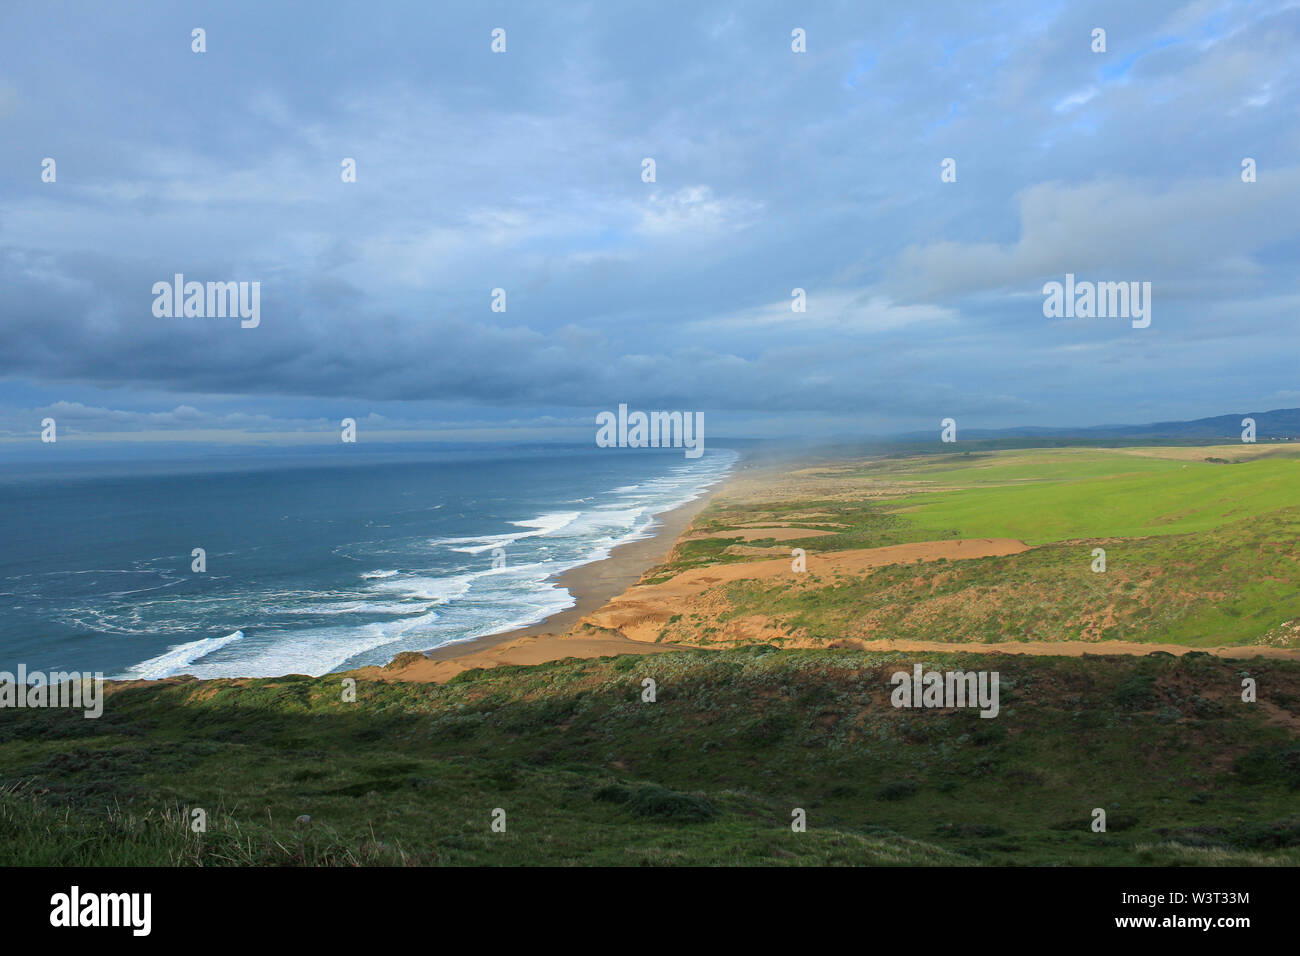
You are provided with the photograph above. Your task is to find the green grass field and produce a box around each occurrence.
[893,451,1300,543]
[1,648,1297,866]
[652,445,1300,649]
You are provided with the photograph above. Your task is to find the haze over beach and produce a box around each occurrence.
[0,0,1298,903]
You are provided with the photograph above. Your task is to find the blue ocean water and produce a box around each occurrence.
[0,443,736,679]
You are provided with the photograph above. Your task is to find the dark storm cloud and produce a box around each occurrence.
[0,0,1297,437]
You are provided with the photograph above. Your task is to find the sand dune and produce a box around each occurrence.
[363,537,1044,681]
[581,538,1031,643]
[354,632,688,683]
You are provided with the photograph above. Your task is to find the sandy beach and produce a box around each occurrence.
[352,472,734,682]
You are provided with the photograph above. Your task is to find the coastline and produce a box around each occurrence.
[350,466,733,682]
[428,485,718,657]
[349,445,1300,684]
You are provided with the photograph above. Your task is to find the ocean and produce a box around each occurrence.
[0,443,737,679]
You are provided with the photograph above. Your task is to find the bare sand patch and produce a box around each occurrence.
[353,633,689,683]
[582,538,1031,643]
[348,632,691,686]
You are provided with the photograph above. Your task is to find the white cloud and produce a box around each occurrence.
[638,186,763,237]
[1053,87,1098,112]
[692,290,955,334]
[889,167,1300,298]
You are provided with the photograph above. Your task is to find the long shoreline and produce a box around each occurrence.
[414,474,727,664]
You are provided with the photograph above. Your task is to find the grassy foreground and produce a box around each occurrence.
[1,646,1297,866]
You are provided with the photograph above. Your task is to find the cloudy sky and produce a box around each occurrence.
[2,0,1297,444]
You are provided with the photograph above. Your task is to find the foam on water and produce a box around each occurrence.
[99,449,738,678]
[159,612,442,679]
[122,630,246,679]
[367,573,475,603]
[436,510,581,553]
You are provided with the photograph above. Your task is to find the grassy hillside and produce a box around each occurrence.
[1,647,1297,866]
[650,446,1300,648]
[687,508,1300,648]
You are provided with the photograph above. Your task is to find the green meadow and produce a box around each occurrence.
[1,649,1297,866]
[655,445,1300,649]
[890,449,1300,543]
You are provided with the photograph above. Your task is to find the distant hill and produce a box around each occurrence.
[893,408,1300,442]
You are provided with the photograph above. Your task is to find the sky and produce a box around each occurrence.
[1,0,1298,444]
